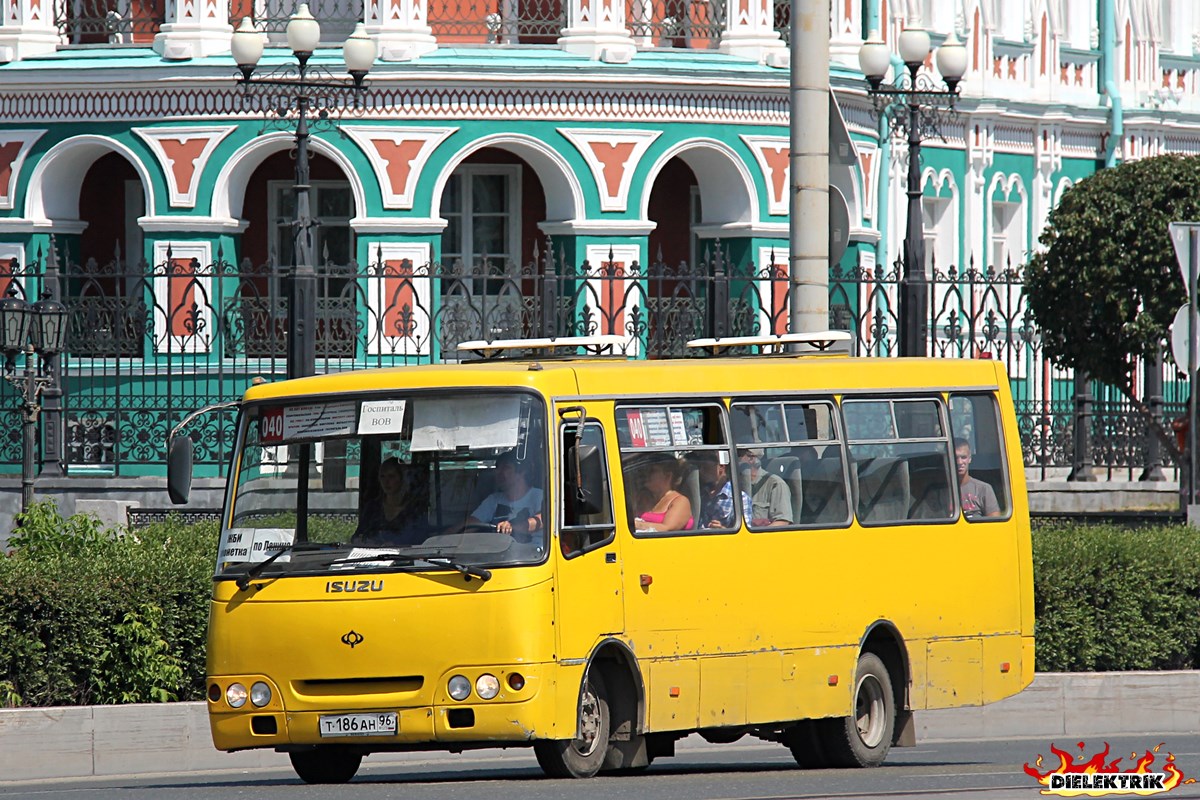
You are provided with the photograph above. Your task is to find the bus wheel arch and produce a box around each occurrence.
[859,621,913,747]
[815,622,910,768]
[534,667,611,777]
[590,638,653,773]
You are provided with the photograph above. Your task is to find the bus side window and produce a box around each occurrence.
[844,397,956,525]
[560,421,615,557]
[949,393,1011,520]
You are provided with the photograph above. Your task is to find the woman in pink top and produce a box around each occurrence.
[630,453,693,532]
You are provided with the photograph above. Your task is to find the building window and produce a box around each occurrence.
[440,165,522,287]
[922,196,955,273]
[269,181,355,267]
[990,200,1024,271]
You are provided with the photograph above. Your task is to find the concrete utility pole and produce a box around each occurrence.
[789,0,830,336]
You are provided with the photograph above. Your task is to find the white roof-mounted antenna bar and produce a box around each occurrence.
[457,335,630,359]
[686,330,855,356]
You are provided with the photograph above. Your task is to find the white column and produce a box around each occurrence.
[719,0,786,65]
[152,0,233,59]
[0,0,60,61]
[558,0,636,62]
[365,0,436,61]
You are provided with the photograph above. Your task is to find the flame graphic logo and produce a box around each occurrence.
[1024,741,1195,796]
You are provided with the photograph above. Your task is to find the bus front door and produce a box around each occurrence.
[554,415,624,663]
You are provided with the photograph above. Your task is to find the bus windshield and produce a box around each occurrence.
[217,391,548,580]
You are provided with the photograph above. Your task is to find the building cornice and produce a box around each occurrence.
[538,219,658,237]
[138,215,248,233]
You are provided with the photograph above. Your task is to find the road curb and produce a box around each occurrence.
[1,672,1197,782]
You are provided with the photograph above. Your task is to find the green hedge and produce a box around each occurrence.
[1033,521,1200,671]
[0,501,217,707]
[2,507,1198,707]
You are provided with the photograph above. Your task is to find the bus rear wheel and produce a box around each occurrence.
[288,747,363,784]
[534,671,610,778]
[820,652,895,768]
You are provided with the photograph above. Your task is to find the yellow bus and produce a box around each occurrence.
[168,335,1033,784]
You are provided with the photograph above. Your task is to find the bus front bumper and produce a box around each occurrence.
[210,701,552,752]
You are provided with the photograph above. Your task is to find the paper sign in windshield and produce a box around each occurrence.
[249,528,295,563]
[219,527,294,563]
[261,402,357,443]
[358,400,407,435]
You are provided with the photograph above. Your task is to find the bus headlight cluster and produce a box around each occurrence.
[209,680,273,709]
[448,672,520,701]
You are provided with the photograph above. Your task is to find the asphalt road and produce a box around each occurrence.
[6,733,1200,800]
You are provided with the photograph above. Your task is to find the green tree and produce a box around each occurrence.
[1026,155,1200,412]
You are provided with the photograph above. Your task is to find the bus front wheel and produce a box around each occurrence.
[534,671,610,778]
[288,747,363,784]
[820,652,895,768]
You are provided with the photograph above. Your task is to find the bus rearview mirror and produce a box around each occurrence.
[567,443,604,517]
[167,435,194,505]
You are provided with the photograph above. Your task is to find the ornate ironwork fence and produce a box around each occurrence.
[0,242,1185,480]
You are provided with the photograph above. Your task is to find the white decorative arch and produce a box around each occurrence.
[1053,175,1074,204]
[431,133,585,223]
[987,171,1028,204]
[25,135,156,223]
[985,172,1029,268]
[211,132,368,222]
[920,167,962,271]
[921,166,961,200]
[640,137,759,227]
[831,145,862,228]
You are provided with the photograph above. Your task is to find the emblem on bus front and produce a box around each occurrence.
[341,630,364,648]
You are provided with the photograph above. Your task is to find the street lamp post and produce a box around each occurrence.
[0,287,68,514]
[858,24,966,357]
[231,6,375,380]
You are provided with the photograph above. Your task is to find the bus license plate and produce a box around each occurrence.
[318,712,397,738]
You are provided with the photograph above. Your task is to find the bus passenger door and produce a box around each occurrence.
[554,415,624,662]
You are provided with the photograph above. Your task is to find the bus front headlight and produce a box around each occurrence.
[226,683,248,708]
[448,675,471,701]
[475,674,500,700]
[250,681,272,707]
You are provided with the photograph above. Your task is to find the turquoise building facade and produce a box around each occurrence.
[0,0,1197,518]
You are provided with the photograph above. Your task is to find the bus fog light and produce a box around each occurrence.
[250,681,272,707]
[507,673,525,691]
[226,683,248,708]
[476,674,500,700]
[448,675,471,701]
[207,683,221,703]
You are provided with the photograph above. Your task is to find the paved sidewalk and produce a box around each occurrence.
[1,672,1197,782]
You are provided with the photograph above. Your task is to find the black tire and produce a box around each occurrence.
[533,670,610,778]
[785,719,830,769]
[819,652,895,768]
[288,748,363,784]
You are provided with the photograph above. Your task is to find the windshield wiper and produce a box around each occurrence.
[236,542,339,591]
[423,558,492,583]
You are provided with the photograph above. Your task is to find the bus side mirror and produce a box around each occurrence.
[566,443,604,517]
[167,435,194,505]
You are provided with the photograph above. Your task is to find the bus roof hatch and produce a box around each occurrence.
[686,330,854,356]
[457,335,630,360]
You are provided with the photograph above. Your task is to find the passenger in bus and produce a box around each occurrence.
[737,448,793,526]
[354,457,431,545]
[629,452,694,532]
[463,449,544,535]
[954,438,1001,518]
[695,450,752,528]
